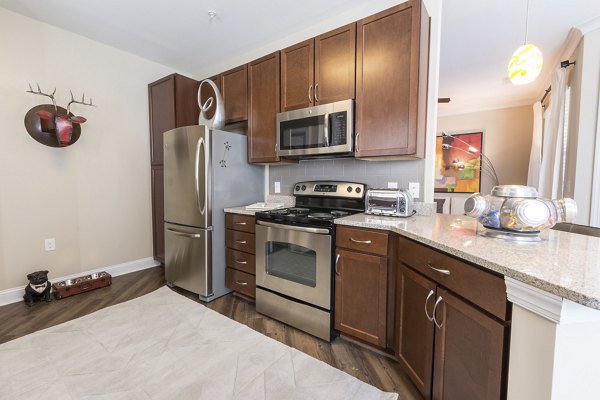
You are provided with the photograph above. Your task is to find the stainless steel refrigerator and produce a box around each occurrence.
[163,125,264,301]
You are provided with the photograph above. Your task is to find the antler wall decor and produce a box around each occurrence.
[24,83,96,147]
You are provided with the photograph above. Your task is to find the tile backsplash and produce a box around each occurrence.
[269,158,425,197]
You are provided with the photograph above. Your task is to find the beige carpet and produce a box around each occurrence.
[0,287,398,399]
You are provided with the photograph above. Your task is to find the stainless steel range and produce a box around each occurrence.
[255,181,366,341]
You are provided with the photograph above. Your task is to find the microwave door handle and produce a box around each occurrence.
[323,113,330,146]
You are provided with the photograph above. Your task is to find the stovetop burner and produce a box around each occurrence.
[255,181,366,229]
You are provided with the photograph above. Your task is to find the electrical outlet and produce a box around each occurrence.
[274,181,281,194]
[387,182,398,189]
[45,238,56,251]
[409,182,420,199]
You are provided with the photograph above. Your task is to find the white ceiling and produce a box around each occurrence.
[439,0,600,116]
[2,0,600,117]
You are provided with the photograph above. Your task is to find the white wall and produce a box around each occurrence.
[0,9,175,290]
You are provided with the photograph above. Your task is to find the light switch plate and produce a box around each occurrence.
[409,182,420,199]
[387,182,398,189]
[274,181,281,194]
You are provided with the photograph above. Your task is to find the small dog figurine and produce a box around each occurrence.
[23,270,52,306]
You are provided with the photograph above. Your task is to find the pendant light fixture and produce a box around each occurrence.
[507,0,543,85]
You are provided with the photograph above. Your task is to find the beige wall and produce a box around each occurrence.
[0,9,174,290]
[437,105,534,195]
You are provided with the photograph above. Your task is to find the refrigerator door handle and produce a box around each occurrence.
[166,228,204,238]
[195,136,207,216]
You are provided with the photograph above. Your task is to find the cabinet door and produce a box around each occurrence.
[248,52,280,163]
[432,288,506,400]
[355,0,421,157]
[221,65,248,124]
[281,38,314,111]
[149,76,175,165]
[199,75,222,121]
[315,23,356,105]
[174,74,201,127]
[334,249,387,346]
[396,264,436,399]
[151,165,165,263]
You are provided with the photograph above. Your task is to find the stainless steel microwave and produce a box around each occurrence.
[276,99,354,158]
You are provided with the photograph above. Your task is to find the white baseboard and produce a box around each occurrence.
[0,257,161,307]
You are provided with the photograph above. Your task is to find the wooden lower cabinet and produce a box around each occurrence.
[432,288,506,400]
[151,165,165,263]
[334,249,388,346]
[396,265,436,399]
[225,268,256,299]
[225,213,257,299]
[396,237,510,400]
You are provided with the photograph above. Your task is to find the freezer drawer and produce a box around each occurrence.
[165,222,212,297]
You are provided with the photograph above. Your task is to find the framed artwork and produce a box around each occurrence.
[435,131,483,193]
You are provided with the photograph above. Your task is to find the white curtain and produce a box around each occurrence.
[537,67,568,198]
[527,101,543,188]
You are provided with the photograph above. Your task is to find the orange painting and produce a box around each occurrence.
[434,132,482,193]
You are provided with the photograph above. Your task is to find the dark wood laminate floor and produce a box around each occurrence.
[0,267,421,399]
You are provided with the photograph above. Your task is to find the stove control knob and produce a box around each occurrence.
[301,185,307,191]
[295,185,301,191]
[347,186,353,193]
[355,187,362,194]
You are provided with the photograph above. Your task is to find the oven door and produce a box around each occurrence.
[256,221,332,310]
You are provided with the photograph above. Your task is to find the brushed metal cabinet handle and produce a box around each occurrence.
[235,222,247,225]
[235,280,248,286]
[315,83,319,102]
[235,260,248,265]
[424,289,435,322]
[335,254,341,276]
[433,296,444,329]
[235,240,247,244]
[355,131,360,152]
[427,262,451,276]
[350,237,372,244]
[308,84,313,103]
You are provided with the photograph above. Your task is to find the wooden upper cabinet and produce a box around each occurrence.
[281,24,356,112]
[221,65,248,124]
[315,23,356,105]
[281,39,314,111]
[148,74,199,165]
[248,52,281,163]
[355,0,428,158]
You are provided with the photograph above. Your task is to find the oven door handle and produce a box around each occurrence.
[256,220,330,234]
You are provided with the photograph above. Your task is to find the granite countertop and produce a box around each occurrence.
[223,206,257,216]
[336,213,600,310]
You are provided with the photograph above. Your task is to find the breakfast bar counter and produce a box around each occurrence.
[336,213,600,310]
[336,213,600,399]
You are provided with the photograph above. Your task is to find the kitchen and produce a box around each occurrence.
[1,0,600,399]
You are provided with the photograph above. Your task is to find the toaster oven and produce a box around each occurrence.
[365,189,414,217]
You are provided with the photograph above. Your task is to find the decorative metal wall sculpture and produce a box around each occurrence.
[24,83,96,147]
[197,79,224,129]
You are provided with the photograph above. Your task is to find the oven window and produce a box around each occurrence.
[265,241,317,287]
[279,115,326,150]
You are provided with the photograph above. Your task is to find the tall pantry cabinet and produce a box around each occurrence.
[148,73,200,263]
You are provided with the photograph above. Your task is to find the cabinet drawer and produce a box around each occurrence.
[336,226,389,256]
[398,236,508,321]
[226,268,256,298]
[225,213,255,233]
[226,248,256,275]
[226,229,255,254]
